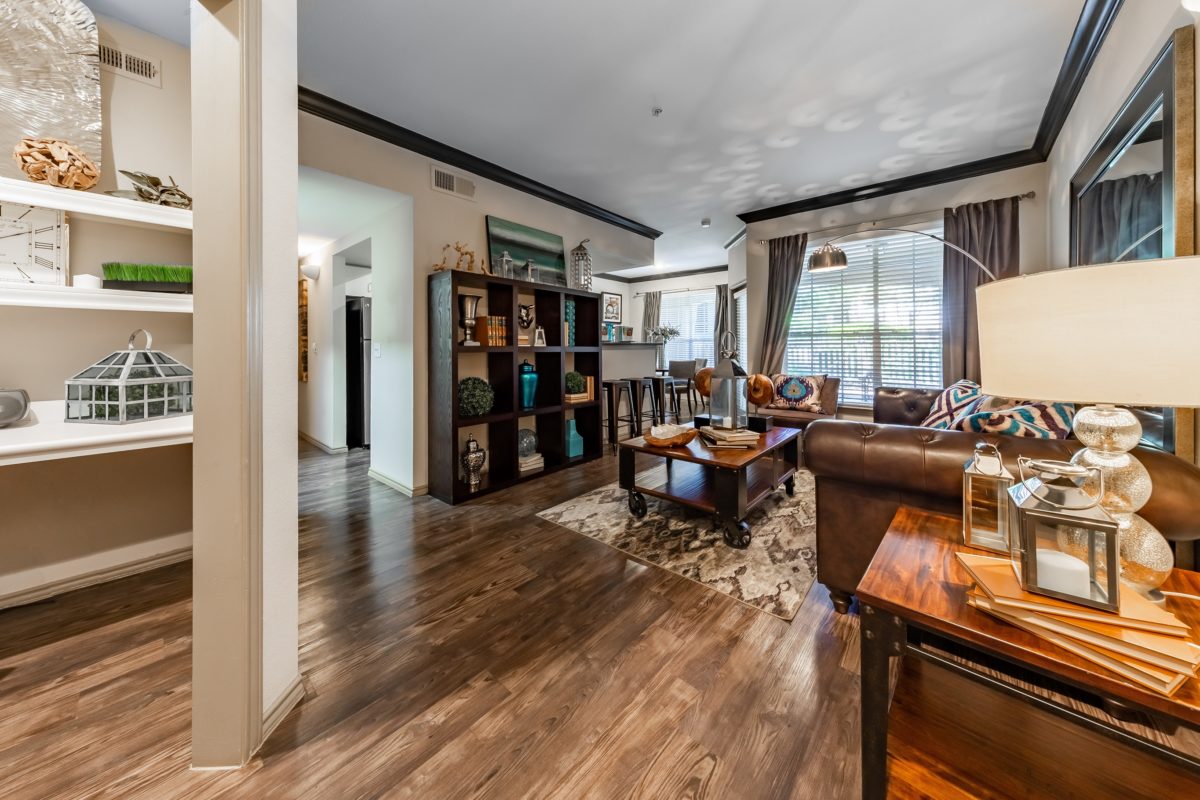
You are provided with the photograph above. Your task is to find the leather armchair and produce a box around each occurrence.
[806,387,1200,614]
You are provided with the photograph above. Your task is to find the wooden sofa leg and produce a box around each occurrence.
[829,590,853,614]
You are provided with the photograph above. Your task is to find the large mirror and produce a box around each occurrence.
[1070,26,1195,459]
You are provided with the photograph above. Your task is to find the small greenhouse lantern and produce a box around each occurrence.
[710,331,748,430]
[963,442,1014,553]
[65,329,194,424]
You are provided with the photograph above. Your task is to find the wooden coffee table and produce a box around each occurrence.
[617,427,800,548]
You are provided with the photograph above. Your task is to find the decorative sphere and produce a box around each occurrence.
[1118,514,1174,594]
[1071,447,1152,515]
[1072,405,1141,453]
[517,428,538,457]
[745,373,774,406]
[694,367,714,398]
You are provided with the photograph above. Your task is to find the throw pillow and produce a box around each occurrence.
[766,374,826,412]
[949,397,1075,439]
[920,380,982,429]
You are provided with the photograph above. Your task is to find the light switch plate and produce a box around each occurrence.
[373,343,381,358]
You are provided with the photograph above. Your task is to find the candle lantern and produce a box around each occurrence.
[962,442,1014,553]
[570,239,592,290]
[65,329,193,424]
[1007,458,1120,612]
[709,331,748,430]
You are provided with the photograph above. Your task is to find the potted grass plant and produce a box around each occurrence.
[102,262,194,294]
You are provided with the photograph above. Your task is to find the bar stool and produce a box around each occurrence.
[622,377,660,434]
[644,375,676,425]
[601,379,637,453]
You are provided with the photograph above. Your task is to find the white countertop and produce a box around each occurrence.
[0,400,193,467]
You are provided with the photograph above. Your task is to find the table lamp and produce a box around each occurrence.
[976,256,1200,600]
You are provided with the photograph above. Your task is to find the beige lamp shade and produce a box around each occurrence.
[976,257,1200,407]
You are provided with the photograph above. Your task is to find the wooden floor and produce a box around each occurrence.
[0,444,868,799]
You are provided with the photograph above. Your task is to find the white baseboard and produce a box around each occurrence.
[261,673,305,743]
[298,430,347,454]
[367,468,427,497]
[0,531,193,610]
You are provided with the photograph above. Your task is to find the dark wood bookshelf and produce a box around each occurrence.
[428,270,603,504]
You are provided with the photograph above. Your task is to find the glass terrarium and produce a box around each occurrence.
[65,329,193,424]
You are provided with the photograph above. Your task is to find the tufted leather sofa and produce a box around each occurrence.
[805,386,1200,613]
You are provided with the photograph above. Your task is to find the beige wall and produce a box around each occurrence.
[625,269,731,343]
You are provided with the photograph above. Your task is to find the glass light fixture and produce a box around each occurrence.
[64,329,193,424]
[709,331,748,430]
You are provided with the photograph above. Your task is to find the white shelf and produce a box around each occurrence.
[0,175,192,232]
[0,400,192,467]
[0,283,192,314]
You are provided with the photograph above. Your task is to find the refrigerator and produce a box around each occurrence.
[346,296,371,449]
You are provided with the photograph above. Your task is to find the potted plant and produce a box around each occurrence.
[646,325,680,371]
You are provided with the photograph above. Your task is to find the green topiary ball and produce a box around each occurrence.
[458,376,495,417]
[565,370,585,394]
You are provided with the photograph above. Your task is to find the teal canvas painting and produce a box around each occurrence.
[486,215,567,286]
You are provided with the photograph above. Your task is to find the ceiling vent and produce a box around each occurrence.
[99,43,162,88]
[431,165,476,201]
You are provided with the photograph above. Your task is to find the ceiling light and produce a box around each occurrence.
[700,217,711,228]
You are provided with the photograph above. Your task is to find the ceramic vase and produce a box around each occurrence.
[567,419,584,458]
[519,359,538,410]
[460,434,486,490]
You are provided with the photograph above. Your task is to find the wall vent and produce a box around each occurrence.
[98,43,162,88]
[431,165,476,201]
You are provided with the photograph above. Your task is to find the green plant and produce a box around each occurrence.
[458,377,495,417]
[565,371,585,394]
[102,262,194,283]
[647,324,680,343]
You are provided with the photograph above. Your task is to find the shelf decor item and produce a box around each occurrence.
[565,371,587,404]
[105,170,192,209]
[101,263,193,294]
[519,360,538,410]
[0,388,30,427]
[569,239,592,290]
[0,202,68,286]
[460,434,486,491]
[533,326,547,347]
[646,325,679,372]
[564,299,577,346]
[497,250,515,279]
[963,442,1014,553]
[709,331,748,431]
[566,418,584,458]
[458,294,482,346]
[457,376,494,418]
[485,216,566,286]
[517,427,538,458]
[602,292,622,324]
[1007,458,1120,613]
[13,137,99,190]
[64,329,193,424]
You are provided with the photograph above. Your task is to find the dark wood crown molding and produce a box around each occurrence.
[737,0,1124,225]
[596,265,729,285]
[298,87,663,240]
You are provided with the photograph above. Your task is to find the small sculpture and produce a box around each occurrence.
[518,303,534,329]
[106,170,192,209]
[460,434,487,491]
[12,138,100,190]
[433,242,491,274]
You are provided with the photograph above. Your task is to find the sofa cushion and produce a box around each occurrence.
[920,380,981,428]
[949,396,1075,439]
[767,374,826,412]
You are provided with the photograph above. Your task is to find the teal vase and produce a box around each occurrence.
[519,359,538,410]
[566,419,584,458]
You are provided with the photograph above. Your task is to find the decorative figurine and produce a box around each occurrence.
[518,303,534,329]
[433,242,490,274]
[460,434,487,491]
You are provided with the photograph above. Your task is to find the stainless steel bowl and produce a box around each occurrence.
[0,389,30,427]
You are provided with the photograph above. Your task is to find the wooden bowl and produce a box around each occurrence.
[644,428,699,448]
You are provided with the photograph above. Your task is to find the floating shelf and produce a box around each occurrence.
[0,284,193,314]
[0,400,193,467]
[0,175,192,232]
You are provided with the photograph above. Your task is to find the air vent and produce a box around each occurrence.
[98,43,162,88]
[431,165,476,201]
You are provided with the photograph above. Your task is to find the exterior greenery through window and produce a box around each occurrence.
[784,222,943,406]
[660,288,716,366]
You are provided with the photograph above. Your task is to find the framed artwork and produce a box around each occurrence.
[601,292,622,323]
[485,215,567,286]
[298,279,309,382]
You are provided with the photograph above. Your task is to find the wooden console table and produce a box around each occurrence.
[857,507,1200,799]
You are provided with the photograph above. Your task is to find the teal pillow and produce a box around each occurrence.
[920,380,981,429]
[949,396,1075,439]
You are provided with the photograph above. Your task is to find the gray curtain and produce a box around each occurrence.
[713,283,731,357]
[1078,173,1163,264]
[943,196,1020,384]
[641,290,661,340]
[759,233,808,374]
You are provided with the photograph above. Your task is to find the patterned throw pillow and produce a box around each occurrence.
[766,374,826,412]
[949,396,1075,439]
[920,380,982,429]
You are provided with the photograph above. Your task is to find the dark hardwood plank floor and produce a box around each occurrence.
[0,444,865,799]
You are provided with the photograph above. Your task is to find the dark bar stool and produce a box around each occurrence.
[601,379,637,453]
[644,375,675,425]
[622,377,660,434]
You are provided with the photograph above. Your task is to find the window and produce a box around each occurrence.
[733,285,748,365]
[660,288,716,366]
[784,222,943,406]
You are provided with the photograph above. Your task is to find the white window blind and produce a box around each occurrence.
[733,286,748,365]
[784,222,943,406]
[660,288,716,366]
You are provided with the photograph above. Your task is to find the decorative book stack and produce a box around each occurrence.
[697,426,760,449]
[958,553,1200,696]
[519,452,544,475]
[565,392,588,404]
[475,316,508,346]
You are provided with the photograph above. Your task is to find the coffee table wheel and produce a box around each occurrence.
[628,491,648,519]
[723,520,751,549]
[784,476,795,497]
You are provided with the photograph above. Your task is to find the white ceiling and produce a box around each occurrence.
[84,0,189,46]
[87,0,1086,274]
[297,166,406,257]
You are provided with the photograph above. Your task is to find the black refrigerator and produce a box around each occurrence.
[346,296,371,449]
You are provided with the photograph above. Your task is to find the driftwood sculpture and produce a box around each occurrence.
[107,170,193,209]
[433,242,491,275]
[12,137,100,190]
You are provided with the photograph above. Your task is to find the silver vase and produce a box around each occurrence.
[458,294,481,346]
[461,434,486,490]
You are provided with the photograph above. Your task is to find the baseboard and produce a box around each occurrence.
[261,673,305,744]
[367,468,427,497]
[0,532,193,610]
[298,430,347,454]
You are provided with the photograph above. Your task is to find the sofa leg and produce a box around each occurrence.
[829,590,853,614]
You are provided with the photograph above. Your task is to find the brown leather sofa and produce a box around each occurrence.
[756,377,841,429]
[805,386,1200,614]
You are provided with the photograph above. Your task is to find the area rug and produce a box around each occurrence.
[537,465,816,620]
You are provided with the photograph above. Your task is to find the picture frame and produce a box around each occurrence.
[601,292,622,324]
[484,215,567,286]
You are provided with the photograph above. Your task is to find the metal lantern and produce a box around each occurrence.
[963,442,1014,553]
[65,329,193,424]
[709,331,748,430]
[1007,457,1120,612]
[570,239,593,290]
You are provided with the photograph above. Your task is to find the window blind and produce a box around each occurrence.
[784,223,943,406]
[733,286,748,365]
[660,288,716,366]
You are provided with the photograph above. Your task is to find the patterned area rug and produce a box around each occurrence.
[538,465,817,620]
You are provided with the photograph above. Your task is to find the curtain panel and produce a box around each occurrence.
[641,290,661,340]
[713,283,731,358]
[1078,173,1163,264]
[942,196,1020,384]
[759,233,808,374]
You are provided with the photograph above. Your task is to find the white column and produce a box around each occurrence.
[190,0,300,768]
